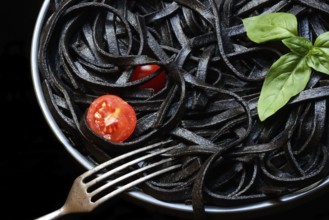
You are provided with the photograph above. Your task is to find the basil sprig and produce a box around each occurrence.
[243,12,329,121]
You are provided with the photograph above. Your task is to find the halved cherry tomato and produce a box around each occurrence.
[130,64,166,92]
[86,95,137,143]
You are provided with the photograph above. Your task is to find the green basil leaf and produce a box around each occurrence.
[282,36,312,56]
[314,32,329,55]
[307,47,329,75]
[242,12,298,43]
[314,32,329,47]
[258,53,311,121]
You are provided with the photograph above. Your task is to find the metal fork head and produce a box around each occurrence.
[62,141,181,214]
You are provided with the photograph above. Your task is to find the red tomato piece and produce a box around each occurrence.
[86,95,137,143]
[130,64,166,92]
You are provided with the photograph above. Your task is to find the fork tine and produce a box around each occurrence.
[84,146,177,188]
[81,140,172,179]
[90,157,176,198]
[93,163,182,206]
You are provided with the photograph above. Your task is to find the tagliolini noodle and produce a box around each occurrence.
[38,0,329,218]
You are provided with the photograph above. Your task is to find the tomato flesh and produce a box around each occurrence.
[86,95,137,143]
[130,64,166,92]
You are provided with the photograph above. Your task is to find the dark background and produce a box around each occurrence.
[1,1,329,220]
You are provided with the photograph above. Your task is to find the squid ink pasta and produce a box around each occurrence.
[38,0,329,218]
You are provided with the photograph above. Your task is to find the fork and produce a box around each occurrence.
[35,142,181,220]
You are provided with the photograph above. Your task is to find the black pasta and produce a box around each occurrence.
[38,0,329,219]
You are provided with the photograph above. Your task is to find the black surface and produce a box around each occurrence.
[1,1,329,220]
